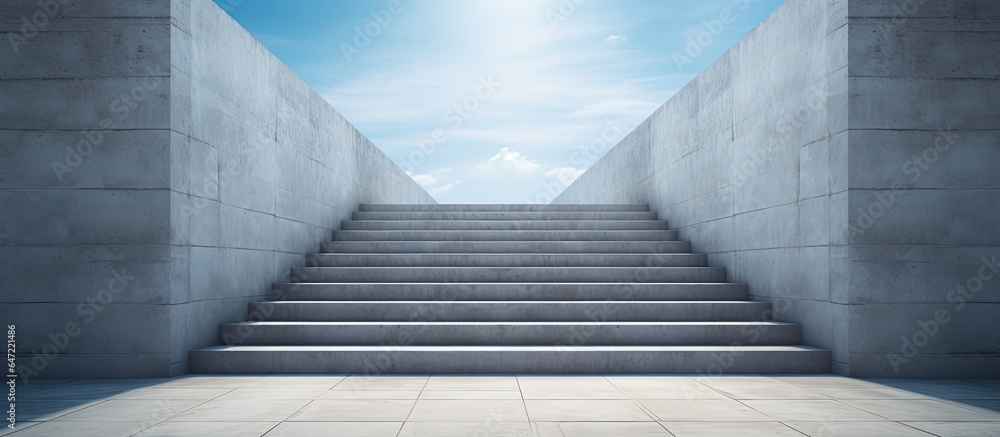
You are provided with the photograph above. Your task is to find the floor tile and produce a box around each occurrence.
[0,422,40,436]
[215,387,328,400]
[715,384,829,400]
[775,376,884,388]
[321,390,422,400]
[135,420,278,436]
[113,388,232,401]
[424,376,519,391]
[948,399,1000,413]
[786,421,934,436]
[619,387,731,400]
[13,400,104,421]
[902,421,1000,437]
[332,375,428,391]
[19,383,152,400]
[287,399,416,421]
[168,399,308,422]
[863,379,1000,400]
[742,399,885,421]
[802,385,930,400]
[265,422,404,436]
[525,400,653,421]
[518,376,627,399]
[399,421,534,436]
[534,421,670,436]
[8,420,157,437]
[638,399,772,422]
[604,376,705,391]
[419,390,522,400]
[408,399,527,422]
[694,377,797,390]
[153,376,260,389]
[660,421,804,436]
[844,399,1000,421]
[51,399,203,422]
[241,375,346,389]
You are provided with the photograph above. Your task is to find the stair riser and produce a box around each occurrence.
[249,302,775,322]
[322,241,692,253]
[190,348,832,374]
[270,283,750,302]
[218,323,801,346]
[290,267,727,283]
[359,204,649,212]
[332,230,679,242]
[352,212,657,220]
[307,254,708,268]
[342,220,668,231]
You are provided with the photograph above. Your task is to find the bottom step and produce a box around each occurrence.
[190,345,830,374]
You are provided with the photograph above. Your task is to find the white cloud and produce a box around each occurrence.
[431,181,460,195]
[546,167,585,185]
[477,147,542,174]
[406,171,438,186]
[605,35,629,45]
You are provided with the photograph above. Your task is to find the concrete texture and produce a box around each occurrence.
[0,0,433,377]
[554,0,1000,377]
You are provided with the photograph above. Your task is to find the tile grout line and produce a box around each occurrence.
[395,374,430,437]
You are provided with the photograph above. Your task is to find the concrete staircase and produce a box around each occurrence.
[190,204,830,373]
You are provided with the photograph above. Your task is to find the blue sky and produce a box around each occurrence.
[214,0,784,203]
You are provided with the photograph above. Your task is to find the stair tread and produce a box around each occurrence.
[222,321,793,326]
[195,344,825,352]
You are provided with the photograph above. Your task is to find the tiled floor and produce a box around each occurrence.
[5,375,999,436]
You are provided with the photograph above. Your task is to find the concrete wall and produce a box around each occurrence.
[843,0,1000,377]
[0,0,433,377]
[555,0,999,377]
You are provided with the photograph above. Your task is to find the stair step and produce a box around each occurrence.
[249,301,774,322]
[291,267,727,283]
[307,253,708,268]
[270,283,750,301]
[190,345,831,374]
[190,202,830,375]
[353,211,657,221]
[332,230,679,242]
[322,241,692,253]
[359,204,649,212]
[342,220,669,231]
[217,321,801,346]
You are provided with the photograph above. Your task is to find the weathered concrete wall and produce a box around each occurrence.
[843,0,1000,377]
[556,0,999,377]
[0,0,433,377]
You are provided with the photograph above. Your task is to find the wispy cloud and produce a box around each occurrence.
[605,34,629,44]
[546,166,585,185]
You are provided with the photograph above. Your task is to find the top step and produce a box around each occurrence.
[359,204,649,212]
